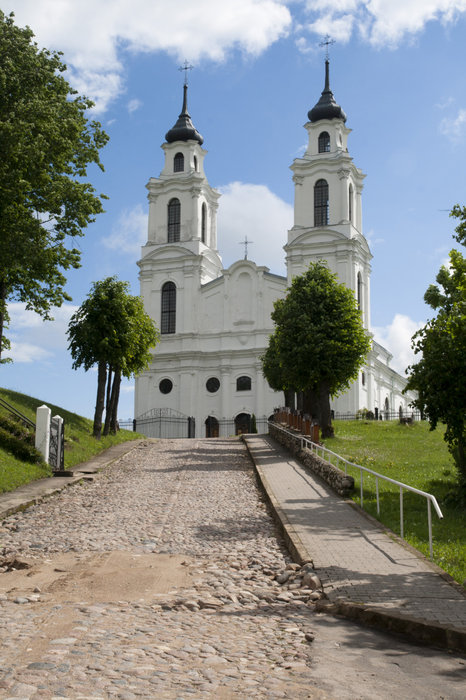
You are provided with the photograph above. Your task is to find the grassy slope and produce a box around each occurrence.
[323,420,466,586]
[0,387,142,493]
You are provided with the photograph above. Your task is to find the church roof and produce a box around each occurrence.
[308,60,347,123]
[165,84,204,145]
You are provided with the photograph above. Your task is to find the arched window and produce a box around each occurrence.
[314,179,329,226]
[201,203,207,244]
[161,282,176,334]
[357,272,363,310]
[236,376,251,391]
[349,183,353,222]
[318,131,330,153]
[174,152,184,172]
[167,198,180,242]
[193,155,198,172]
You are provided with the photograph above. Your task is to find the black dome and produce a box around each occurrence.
[165,84,204,145]
[308,60,346,123]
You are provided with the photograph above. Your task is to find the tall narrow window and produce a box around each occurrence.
[167,198,180,242]
[174,152,184,172]
[161,282,176,334]
[357,272,363,310]
[318,131,330,153]
[201,203,207,243]
[314,179,329,226]
[193,155,198,171]
[349,183,353,223]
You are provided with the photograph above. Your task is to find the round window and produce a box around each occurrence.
[206,377,220,393]
[159,378,173,394]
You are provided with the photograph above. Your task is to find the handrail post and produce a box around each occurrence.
[400,486,404,539]
[428,499,433,560]
[376,477,380,515]
[360,469,363,509]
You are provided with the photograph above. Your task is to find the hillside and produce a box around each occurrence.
[0,387,141,493]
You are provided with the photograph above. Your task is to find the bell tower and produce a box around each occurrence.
[137,82,223,339]
[285,59,372,330]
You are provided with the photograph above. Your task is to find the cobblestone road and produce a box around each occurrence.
[1,439,465,699]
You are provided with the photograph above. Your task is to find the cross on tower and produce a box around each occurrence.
[179,60,194,86]
[239,236,253,260]
[319,34,335,60]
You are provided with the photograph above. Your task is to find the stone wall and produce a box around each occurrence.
[269,424,354,498]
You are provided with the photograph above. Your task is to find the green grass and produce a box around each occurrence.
[323,420,466,586]
[0,387,143,494]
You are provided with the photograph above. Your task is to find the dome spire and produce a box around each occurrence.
[308,46,347,124]
[165,68,204,145]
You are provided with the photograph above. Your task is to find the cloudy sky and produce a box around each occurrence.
[2,0,466,419]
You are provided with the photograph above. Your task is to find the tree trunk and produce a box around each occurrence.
[284,389,295,410]
[302,388,321,422]
[0,278,8,362]
[103,368,120,436]
[105,365,113,416]
[109,370,121,433]
[93,361,107,439]
[319,381,334,438]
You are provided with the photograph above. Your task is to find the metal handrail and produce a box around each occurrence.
[0,397,35,430]
[269,421,443,559]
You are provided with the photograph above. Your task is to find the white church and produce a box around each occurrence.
[134,60,414,437]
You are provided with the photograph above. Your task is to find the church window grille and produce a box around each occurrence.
[314,179,329,226]
[161,281,176,334]
[167,198,180,242]
[357,272,363,310]
[236,376,251,391]
[159,378,173,394]
[174,152,184,172]
[201,203,207,243]
[318,131,330,153]
[349,183,353,222]
[206,377,220,393]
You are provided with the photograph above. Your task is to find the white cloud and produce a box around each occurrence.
[299,0,466,47]
[4,0,292,112]
[372,313,424,374]
[4,303,77,363]
[439,108,466,142]
[128,98,142,114]
[102,204,148,258]
[217,182,292,276]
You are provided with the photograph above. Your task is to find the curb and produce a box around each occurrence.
[0,440,145,521]
[243,434,466,654]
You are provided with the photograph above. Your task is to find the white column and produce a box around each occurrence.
[35,404,51,463]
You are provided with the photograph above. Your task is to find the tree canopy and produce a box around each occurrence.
[405,206,466,497]
[262,262,371,437]
[0,11,108,362]
[67,277,159,438]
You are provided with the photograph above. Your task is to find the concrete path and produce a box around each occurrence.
[244,434,466,650]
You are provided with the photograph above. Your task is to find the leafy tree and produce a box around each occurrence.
[405,218,466,497]
[0,11,108,362]
[67,277,159,438]
[263,262,371,438]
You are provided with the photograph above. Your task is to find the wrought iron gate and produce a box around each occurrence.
[49,416,65,472]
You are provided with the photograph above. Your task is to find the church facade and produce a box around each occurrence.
[134,62,414,436]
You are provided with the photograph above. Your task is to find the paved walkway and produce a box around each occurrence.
[244,434,466,649]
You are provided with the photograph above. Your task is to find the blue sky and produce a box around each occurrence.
[2,0,466,420]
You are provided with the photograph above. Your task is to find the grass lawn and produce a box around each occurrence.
[323,420,466,587]
[0,387,143,494]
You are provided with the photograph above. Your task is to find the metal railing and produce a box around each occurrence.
[0,397,35,430]
[269,421,443,559]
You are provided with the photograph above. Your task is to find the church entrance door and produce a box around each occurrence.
[205,416,219,438]
[234,413,251,435]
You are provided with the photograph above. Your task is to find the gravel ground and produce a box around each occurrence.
[1,438,465,699]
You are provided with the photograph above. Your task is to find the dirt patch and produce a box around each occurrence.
[0,551,192,603]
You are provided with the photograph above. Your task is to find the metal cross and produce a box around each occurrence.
[240,235,253,260]
[319,34,335,60]
[179,60,194,86]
